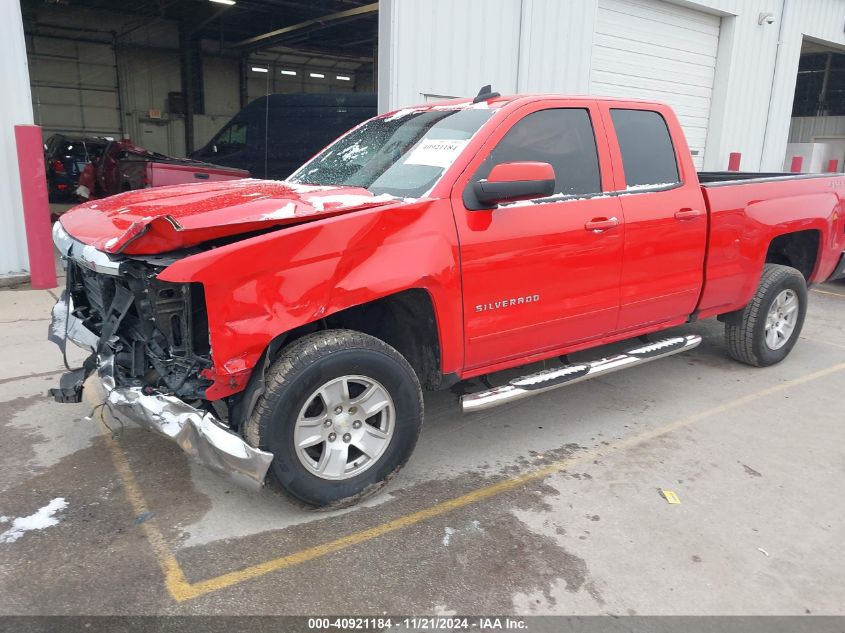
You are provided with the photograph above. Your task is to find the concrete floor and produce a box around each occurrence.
[0,279,843,616]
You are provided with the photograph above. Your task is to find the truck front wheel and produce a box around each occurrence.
[244,329,423,508]
[724,263,808,367]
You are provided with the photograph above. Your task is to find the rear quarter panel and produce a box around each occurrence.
[697,175,845,318]
[157,199,462,399]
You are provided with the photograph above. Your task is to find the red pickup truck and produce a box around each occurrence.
[75,139,249,201]
[50,89,845,507]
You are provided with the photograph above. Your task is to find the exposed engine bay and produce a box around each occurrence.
[49,223,274,484]
[65,257,212,400]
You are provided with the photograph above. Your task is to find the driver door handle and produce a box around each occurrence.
[675,208,704,221]
[584,217,619,232]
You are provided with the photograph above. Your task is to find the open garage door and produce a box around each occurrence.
[591,0,720,169]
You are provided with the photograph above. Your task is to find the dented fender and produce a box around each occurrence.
[157,198,464,400]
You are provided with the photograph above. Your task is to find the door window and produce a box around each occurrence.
[214,122,248,156]
[610,109,679,188]
[474,108,602,198]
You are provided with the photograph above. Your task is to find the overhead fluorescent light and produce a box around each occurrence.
[280,70,297,76]
[309,72,325,79]
[210,0,236,5]
[336,75,351,81]
[251,66,269,73]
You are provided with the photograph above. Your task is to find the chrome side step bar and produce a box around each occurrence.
[461,334,702,414]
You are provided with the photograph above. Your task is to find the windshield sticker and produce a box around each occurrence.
[404,139,469,169]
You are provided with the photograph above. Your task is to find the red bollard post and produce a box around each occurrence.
[14,124,57,290]
[728,152,741,171]
[827,159,839,173]
[789,156,803,173]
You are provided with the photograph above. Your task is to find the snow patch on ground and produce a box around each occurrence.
[442,520,484,547]
[0,498,68,544]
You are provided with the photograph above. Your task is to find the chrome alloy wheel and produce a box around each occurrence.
[293,375,395,480]
[764,289,799,351]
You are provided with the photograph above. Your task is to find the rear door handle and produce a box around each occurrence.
[584,217,619,232]
[674,208,703,221]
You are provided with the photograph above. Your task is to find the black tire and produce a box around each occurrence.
[243,329,423,508]
[724,263,808,367]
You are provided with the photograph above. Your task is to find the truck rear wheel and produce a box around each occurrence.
[244,329,423,508]
[724,263,807,367]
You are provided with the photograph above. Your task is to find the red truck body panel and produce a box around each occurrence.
[697,177,845,319]
[158,198,464,399]
[145,161,249,188]
[60,179,397,254]
[57,95,845,401]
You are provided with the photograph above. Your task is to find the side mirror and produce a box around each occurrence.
[471,161,555,208]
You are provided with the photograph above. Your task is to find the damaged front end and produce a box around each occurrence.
[49,222,272,484]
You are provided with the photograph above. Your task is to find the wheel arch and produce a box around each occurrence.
[228,288,449,430]
[764,229,821,281]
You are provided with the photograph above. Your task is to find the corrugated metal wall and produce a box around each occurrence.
[27,36,122,138]
[789,116,845,142]
[1,0,34,276]
[380,0,845,171]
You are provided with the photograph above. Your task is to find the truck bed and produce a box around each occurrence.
[695,171,845,322]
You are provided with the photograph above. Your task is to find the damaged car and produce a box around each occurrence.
[49,90,845,507]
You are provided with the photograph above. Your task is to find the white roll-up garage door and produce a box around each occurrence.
[591,0,720,169]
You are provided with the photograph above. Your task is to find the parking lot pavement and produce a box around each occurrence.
[0,282,843,616]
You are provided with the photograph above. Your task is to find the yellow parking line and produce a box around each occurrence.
[812,288,845,298]
[102,431,193,600]
[104,361,845,603]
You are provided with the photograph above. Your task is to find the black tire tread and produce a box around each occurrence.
[724,263,805,367]
[242,329,422,506]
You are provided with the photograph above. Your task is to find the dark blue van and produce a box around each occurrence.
[190,93,377,179]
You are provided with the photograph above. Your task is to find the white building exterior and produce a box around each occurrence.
[378,0,845,172]
[4,0,845,275]
[1,0,35,276]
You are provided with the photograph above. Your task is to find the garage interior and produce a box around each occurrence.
[22,0,378,157]
[788,38,845,172]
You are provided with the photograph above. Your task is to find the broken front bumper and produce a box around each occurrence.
[48,292,273,485]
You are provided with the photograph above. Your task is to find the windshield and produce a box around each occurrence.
[288,107,495,198]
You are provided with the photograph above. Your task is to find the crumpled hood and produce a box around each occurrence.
[59,179,398,255]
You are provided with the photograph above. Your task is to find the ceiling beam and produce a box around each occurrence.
[231,2,377,50]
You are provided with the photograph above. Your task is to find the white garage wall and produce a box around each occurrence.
[0,0,34,276]
[378,0,523,112]
[379,0,845,172]
[790,116,845,143]
[591,0,722,168]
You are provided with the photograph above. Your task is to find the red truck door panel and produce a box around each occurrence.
[452,102,624,369]
[600,105,708,330]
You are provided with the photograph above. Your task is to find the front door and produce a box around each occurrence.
[453,102,625,370]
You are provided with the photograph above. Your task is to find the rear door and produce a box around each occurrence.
[599,104,707,330]
[453,100,625,370]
